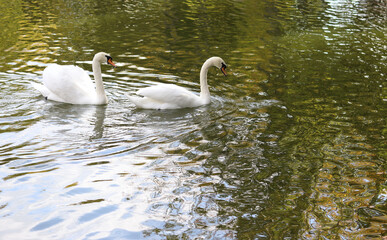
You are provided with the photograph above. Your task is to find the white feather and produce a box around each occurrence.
[32,52,114,105]
[129,57,227,109]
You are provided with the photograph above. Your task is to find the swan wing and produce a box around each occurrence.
[137,84,202,108]
[42,64,96,104]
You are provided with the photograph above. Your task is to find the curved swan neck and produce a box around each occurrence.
[199,60,211,102]
[92,58,107,103]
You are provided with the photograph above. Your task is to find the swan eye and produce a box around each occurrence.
[221,63,227,69]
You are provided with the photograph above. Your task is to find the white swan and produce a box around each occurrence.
[32,52,116,105]
[128,57,227,109]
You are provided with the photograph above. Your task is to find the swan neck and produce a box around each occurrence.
[199,61,211,102]
[92,59,107,103]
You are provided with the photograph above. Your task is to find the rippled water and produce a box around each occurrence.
[0,0,386,239]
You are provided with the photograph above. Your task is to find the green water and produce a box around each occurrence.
[0,0,386,239]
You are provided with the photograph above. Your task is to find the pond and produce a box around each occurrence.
[0,0,386,239]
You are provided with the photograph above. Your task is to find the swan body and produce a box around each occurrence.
[32,52,115,105]
[129,57,227,109]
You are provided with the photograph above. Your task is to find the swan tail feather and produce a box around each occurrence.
[128,95,148,108]
[32,82,66,102]
[31,82,50,97]
[128,95,172,109]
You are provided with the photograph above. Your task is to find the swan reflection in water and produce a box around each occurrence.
[37,103,108,142]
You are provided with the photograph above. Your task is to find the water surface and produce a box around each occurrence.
[0,0,386,239]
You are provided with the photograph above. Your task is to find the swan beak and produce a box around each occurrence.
[108,58,116,68]
[221,66,227,76]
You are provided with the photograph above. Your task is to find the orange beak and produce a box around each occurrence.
[108,58,116,68]
[221,66,227,76]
